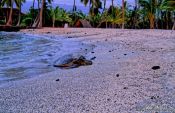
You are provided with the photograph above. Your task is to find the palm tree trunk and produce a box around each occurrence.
[103,0,106,11]
[38,0,45,27]
[122,0,125,29]
[172,13,175,30]
[52,19,55,28]
[6,0,13,26]
[73,0,76,12]
[33,0,35,8]
[112,0,114,13]
[38,0,40,9]
[32,0,35,25]
[150,16,154,29]
[111,0,114,28]
[16,0,21,26]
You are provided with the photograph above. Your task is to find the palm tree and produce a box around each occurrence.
[16,0,26,26]
[73,0,76,12]
[50,6,59,27]
[81,0,102,16]
[1,0,14,25]
[103,0,106,11]
[112,0,114,13]
[139,0,158,29]
[32,0,52,28]
[161,0,175,29]
[1,0,25,26]
[37,0,45,27]
[135,0,139,9]
[122,0,125,29]
[7,0,13,25]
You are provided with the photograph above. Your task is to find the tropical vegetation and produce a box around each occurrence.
[0,0,174,29]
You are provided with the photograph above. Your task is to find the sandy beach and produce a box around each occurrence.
[0,28,175,113]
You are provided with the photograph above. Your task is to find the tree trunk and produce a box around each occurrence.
[38,0,45,28]
[52,19,55,28]
[38,0,40,9]
[16,0,21,26]
[106,21,107,28]
[111,0,114,28]
[112,0,114,7]
[73,0,76,12]
[150,15,154,29]
[172,13,175,30]
[32,0,35,25]
[135,0,138,9]
[122,0,125,29]
[32,12,39,27]
[33,0,35,8]
[6,0,13,26]
[111,0,114,13]
[103,0,106,11]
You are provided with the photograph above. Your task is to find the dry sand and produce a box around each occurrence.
[0,28,175,113]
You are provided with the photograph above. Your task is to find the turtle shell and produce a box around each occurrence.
[54,55,92,69]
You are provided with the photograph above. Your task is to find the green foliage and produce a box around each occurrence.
[0,20,5,25]
[48,6,72,27]
[0,0,175,29]
[161,0,175,10]
[81,0,102,16]
[20,17,32,27]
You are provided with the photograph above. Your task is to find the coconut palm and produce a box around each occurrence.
[37,0,45,27]
[73,0,76,12]
[16,0,26,26]
[139,0,158,29]
[112,0,114,13]
[161,0,175,29]
[1,0,25,26]
[50,6,59,27]
[81,0,102,16]
[1,0,14,25]
[32,0,52,27]
[103,0,106,11]
[122,0,125,29]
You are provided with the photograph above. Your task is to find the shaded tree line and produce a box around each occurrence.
[0,0,175,29]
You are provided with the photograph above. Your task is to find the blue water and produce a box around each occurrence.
[0,32,62,82]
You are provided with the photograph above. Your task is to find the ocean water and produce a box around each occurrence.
[0,32,93,84]
[0,32,63,83]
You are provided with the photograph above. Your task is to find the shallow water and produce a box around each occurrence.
[0,32,65,83]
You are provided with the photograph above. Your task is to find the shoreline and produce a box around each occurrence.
[0,31,95,85]
[0,28,175,112]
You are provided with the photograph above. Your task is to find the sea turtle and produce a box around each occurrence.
[54,55,92,69]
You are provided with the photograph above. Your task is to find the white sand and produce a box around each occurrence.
[0,28,175,113]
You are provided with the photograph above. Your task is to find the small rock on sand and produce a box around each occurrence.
[152,66,160,70]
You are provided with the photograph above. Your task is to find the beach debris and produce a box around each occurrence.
[150,50,156,52]
[124,54,127,56]
[116,74,120,77]
[91,52,95,53]
[150,95,159,100]
[56,79,60,81]
[46,32,51,34]
[152,66,160,70]
[47,53,53,56]
[123,87,128,89]
[90,57,96,60]
[107,98,111,101]
[54,55,92,69]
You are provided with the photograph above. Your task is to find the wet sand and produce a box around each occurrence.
[0,28,175,113]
